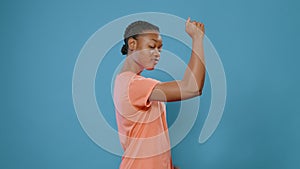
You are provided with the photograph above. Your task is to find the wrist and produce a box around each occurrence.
[192,36,204,44]
[191,34,204,41]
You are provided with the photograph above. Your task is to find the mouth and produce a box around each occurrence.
[154,58,159,64]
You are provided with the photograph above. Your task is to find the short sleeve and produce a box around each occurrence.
[129,76,159,108]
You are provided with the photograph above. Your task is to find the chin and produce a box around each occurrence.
[145,67,155,70]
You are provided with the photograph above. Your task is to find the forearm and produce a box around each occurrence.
[182,36,205,94]
[149,18,206,102]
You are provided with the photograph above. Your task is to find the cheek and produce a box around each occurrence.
[149,49,155,55]
[135,50,152,62]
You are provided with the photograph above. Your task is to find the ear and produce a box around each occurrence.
[128,37,137,51]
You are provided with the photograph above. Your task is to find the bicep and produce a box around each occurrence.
[149,80,201,102]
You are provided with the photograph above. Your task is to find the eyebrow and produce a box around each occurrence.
[151,38,161,42]
[151,38,158,42]
[151,39,163,46]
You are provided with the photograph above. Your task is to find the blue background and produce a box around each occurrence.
[1,0,299,168]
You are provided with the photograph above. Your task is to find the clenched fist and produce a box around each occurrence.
[185,17,205,39]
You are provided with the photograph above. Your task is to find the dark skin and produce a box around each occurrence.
[120,18,205,169]
[121,17,205,103]
[121,31,163,72]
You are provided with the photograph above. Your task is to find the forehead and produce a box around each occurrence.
[137,32,162,43]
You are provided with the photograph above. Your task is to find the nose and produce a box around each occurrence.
[152,48,161,57]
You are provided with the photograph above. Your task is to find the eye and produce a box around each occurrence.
[158,46,162,52]
[149,45,155,49]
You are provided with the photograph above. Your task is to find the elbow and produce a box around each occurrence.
[193,85,204,96]
[179,81,203,99]
[184,88,203,99]
[197,89,203,96]
[194,89,203,97]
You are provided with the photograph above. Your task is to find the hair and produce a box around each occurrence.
[121,21,160,55]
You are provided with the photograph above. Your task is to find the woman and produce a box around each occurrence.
[113,17,205,169]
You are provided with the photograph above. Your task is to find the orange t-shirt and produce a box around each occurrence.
[113,71,174,169]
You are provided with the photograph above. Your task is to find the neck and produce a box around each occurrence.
[120,56,143,75]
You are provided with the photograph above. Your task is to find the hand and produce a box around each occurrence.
[185,17,205,39]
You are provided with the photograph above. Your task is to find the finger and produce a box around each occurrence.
[201,24,205,33]
[197,22,201,28]
[186,17,191,23]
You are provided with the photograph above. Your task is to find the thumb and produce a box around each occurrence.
[186,17,191,24]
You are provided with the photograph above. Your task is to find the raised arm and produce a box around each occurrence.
[149,17,206,102]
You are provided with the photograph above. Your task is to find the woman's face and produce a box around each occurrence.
[131,31,163,70]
